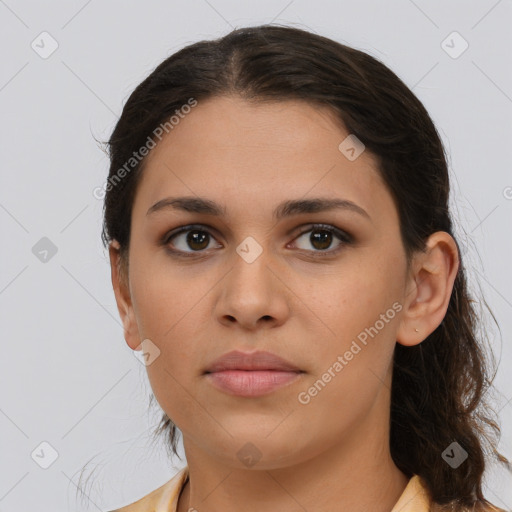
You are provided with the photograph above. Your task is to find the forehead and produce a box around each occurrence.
[133,96,392,223]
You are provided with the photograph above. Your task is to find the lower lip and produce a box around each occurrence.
[205,370,302,397]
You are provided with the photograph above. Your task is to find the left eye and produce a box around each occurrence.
[291,225,350,254]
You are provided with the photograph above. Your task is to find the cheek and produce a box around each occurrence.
[129,251,206,338]
[132,281,205,371]
[298,266,398,336]
[128,259,205,391]
[292,275,399,437]
[295,258,402,379]
[134,284,206,429]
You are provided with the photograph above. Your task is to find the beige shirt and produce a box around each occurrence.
[108,467,433,511]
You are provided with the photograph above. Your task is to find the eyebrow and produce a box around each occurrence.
[146,196,371,221]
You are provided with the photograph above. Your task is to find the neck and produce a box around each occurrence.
[176,416,409,512]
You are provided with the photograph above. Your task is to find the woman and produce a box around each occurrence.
[101,24,509,511]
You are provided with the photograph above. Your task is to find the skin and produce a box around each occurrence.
[109,96,459,512]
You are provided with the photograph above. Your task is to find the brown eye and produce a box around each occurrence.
[292,224,350,255]
[185,230,210,250]
[309,230,333,250]
[165,226,221,253]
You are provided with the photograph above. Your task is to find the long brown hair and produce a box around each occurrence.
[99,24,510,510]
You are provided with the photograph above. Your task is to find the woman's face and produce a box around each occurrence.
[115,96,416,469]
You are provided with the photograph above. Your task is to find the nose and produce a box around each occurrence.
[214,250,290,331]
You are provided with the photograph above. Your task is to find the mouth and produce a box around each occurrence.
[203,350,304,397]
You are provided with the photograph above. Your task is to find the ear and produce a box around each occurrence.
[396,231,459,347]
[109,240,142,351]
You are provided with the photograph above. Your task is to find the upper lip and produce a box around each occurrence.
[204,350,302,373]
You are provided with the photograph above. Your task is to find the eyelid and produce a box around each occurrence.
[292,223,352,243]
[162,223,219,244]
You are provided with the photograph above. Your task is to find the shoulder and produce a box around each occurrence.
[391,474,432,511]
[106,467,189,512]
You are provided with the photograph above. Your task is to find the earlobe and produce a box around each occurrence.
[396,232,459,347]
[108,240,141,351]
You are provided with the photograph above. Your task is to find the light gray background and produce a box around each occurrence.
[1,1,511,510]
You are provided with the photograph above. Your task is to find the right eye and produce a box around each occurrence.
[164,225,222,255]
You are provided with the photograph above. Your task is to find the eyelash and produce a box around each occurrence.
[161,223,353,259]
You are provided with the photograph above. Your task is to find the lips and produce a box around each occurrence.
[203,350,303,397]
[204,350,302,373]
